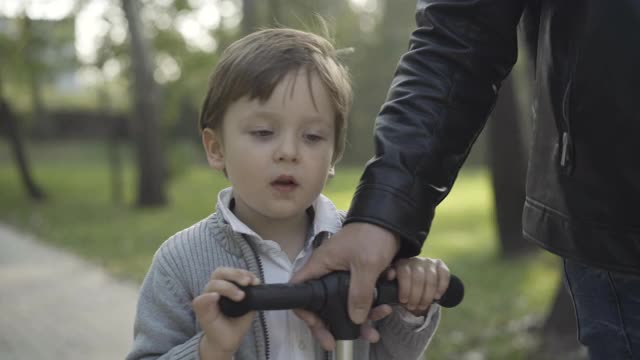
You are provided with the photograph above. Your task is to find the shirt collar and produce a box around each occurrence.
[216,187,342,246]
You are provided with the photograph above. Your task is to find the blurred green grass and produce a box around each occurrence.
[0,140,561,359]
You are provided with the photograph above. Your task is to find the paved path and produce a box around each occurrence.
[0,224,139,360]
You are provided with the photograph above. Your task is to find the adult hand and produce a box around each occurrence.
[292,222,400,324]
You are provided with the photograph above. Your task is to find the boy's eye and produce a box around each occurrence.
[250,130,273,137]
[304,134,324,142]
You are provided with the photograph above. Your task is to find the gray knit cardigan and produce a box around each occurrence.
[126,211,440,360]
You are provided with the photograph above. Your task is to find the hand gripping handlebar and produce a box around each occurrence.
[219,271,464,340]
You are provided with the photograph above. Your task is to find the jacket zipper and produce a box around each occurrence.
[244,230,337,360]
[314,233,333,360]
[251,240,332,360]
[247,240,271,360]
[560,75,574,175]
[559,8,592,176]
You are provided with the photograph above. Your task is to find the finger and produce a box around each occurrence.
[348,265,380,324]
[386,267,397,281]
[360,322,380,343]
[293,308,321,326]
[312,325,336,351]
[434,259,451,300]
[407,265,426,311]
[396,262,411,304]
[369,304,393,321]
[418,290,433,312]
[205,279,245,301]
[211,267,260,286]
[290,251,332,284]
[421,263,439,309]
[294,309,336,351]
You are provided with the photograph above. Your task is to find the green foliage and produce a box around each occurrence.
[1,0,511,165]
[0,140,558,359]
[0,0,531,167]
[0,16,77,105]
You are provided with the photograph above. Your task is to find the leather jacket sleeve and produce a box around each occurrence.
[345,0,526,257]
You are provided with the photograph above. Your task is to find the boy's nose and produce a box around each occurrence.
[274,135,299,162]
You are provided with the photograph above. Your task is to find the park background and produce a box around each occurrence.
[0,1,583,359]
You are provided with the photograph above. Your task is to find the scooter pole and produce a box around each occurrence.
[336,340,353,360]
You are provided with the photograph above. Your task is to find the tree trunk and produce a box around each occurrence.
[544,280,578,335]
[21,16,52,138]
[27,67,50,138]
[487,74,537,257]
[108,123,124,205]
[121,0,167,207]
[97,84,124,205]
[532,273,585,360]
[242,0,258,35]
[346,0,417,164]
[0,98,46,201]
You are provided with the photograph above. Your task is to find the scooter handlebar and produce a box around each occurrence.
[220,272,464,317]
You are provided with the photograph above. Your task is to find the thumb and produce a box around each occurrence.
[348,266,379,324]
[193,292,221,324]
[290,249,334,284]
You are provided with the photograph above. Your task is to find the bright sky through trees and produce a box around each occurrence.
[1,0,379,63]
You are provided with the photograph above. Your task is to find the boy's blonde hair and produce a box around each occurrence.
[198,28,352,163]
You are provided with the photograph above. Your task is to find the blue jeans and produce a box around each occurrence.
[563,258,640,360]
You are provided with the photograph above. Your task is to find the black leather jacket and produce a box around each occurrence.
[345,0,640,274]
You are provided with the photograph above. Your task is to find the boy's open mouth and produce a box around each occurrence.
[271,175,298,191]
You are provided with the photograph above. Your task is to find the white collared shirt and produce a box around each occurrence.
[218,188,341,360]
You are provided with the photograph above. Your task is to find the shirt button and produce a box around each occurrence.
[298,340,306,350]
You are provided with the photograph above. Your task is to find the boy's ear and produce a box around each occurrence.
[328,166,335,178]
[202,128,225,171]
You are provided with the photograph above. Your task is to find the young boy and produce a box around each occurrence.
[127,28,451,360]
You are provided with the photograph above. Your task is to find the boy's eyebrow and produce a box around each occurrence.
[250,110,280,122]
[237,110,278,124]
[249,110,332,125]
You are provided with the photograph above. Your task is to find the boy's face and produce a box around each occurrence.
[203,70,336,224]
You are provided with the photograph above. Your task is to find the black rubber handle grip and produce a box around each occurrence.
[220,273,464,320]
[219,281,326,317]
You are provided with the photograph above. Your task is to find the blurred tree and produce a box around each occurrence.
[121,0,167,206]
[536,280,583,359]
[147,3,213,140]
[0,12,78,134]
[242,0,258,35]
[487,74,537,257]
[347,0,416,165]
[17,16,51,138]
[267,0,282,25]
[0,75,45,201]
[92,15,125,205]
[81,0,223,168]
